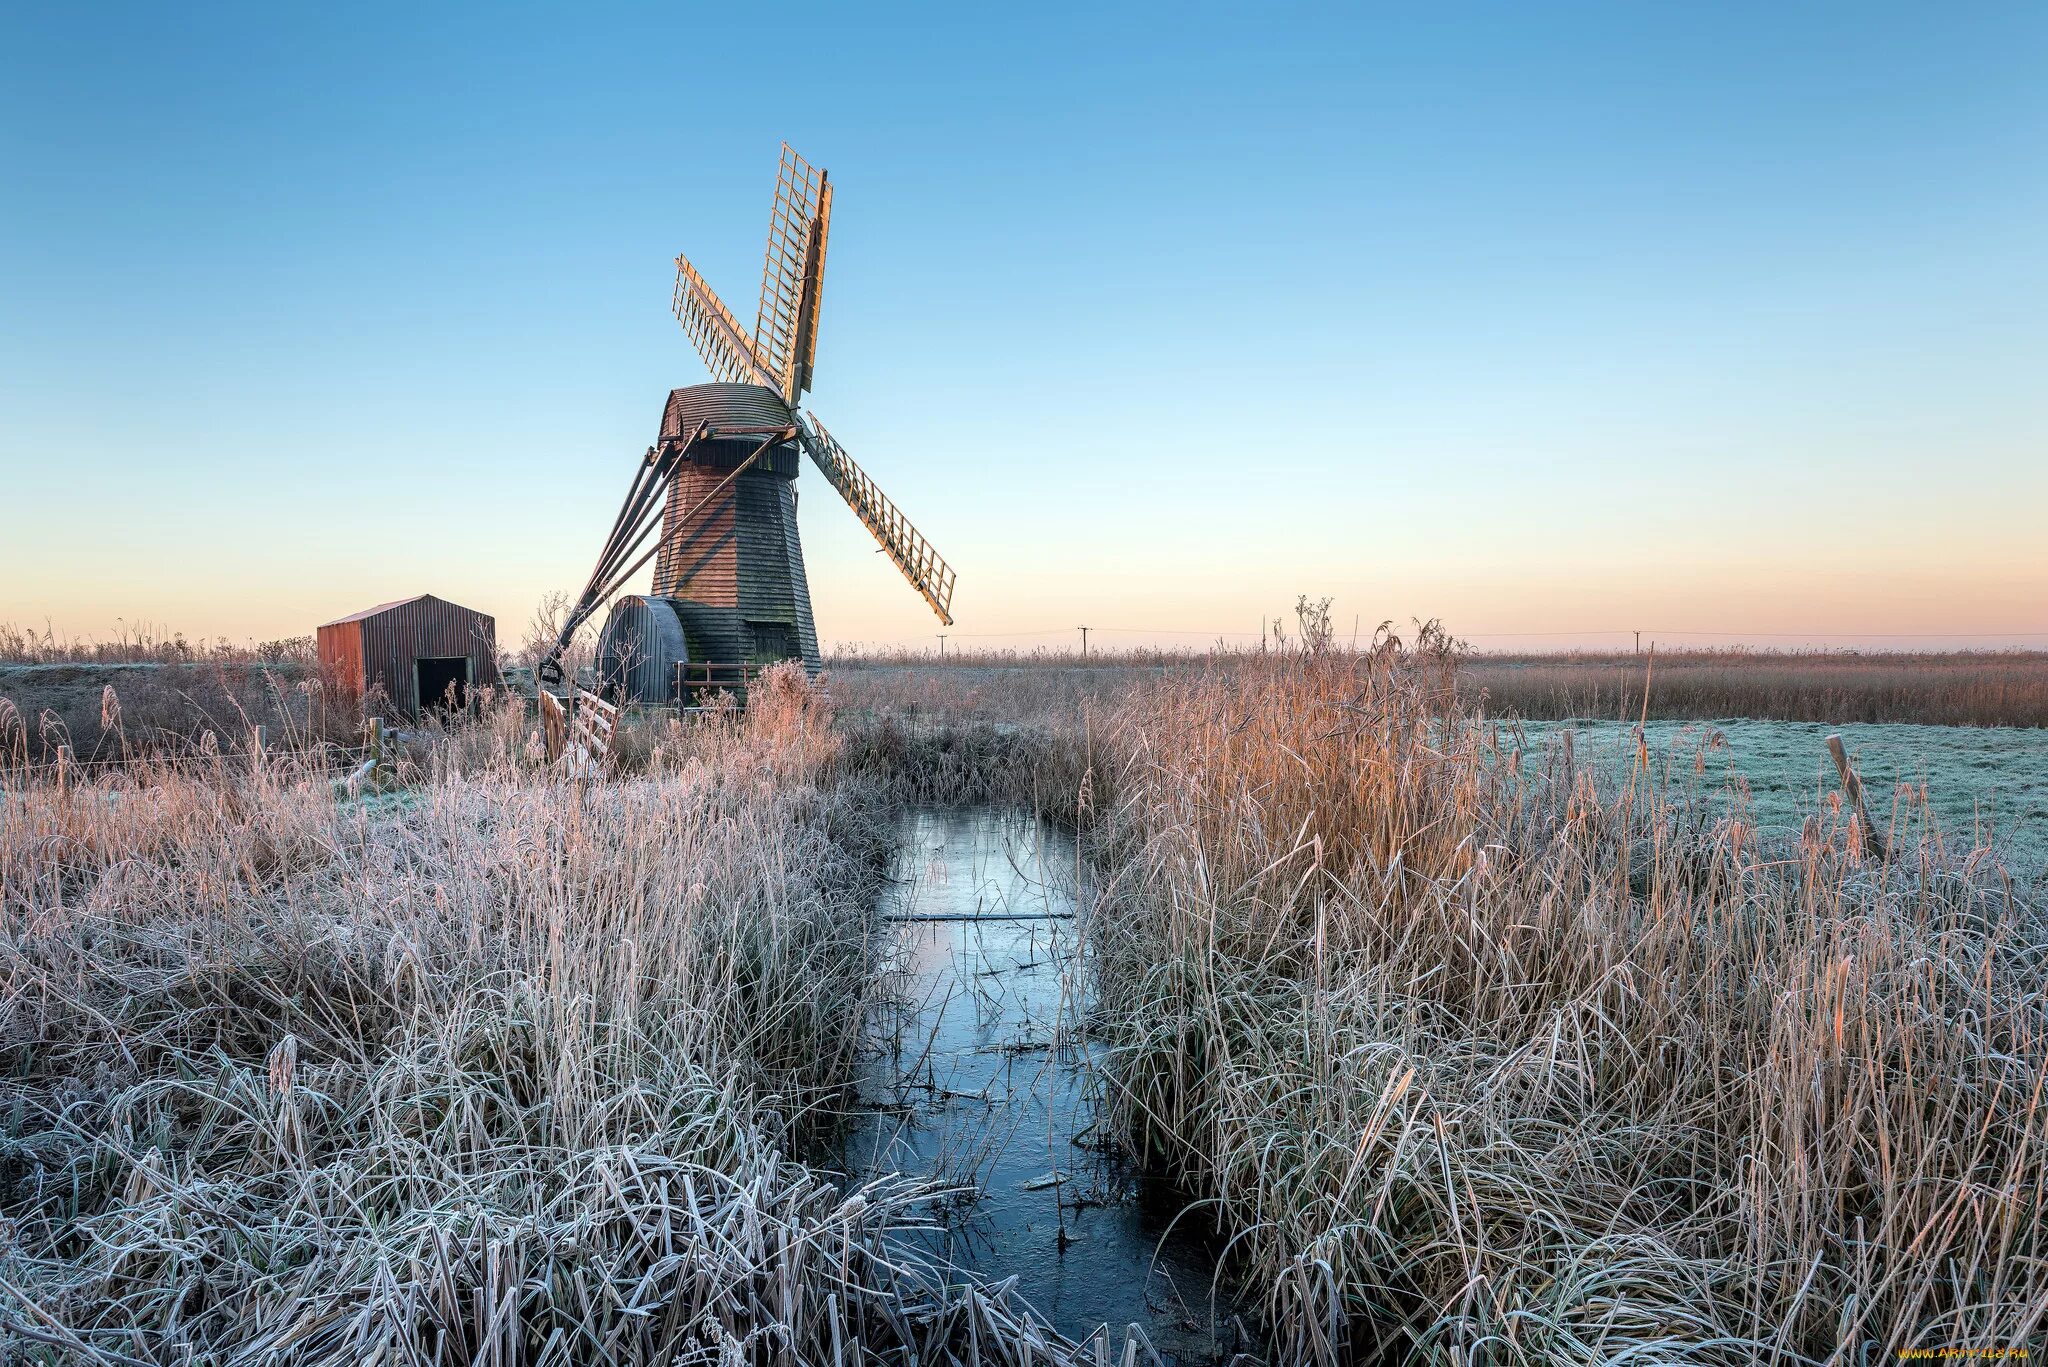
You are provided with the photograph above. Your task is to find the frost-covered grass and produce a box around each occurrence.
[1084,645,2047,1363]
[12,646,2043,1365]
[1514,717,2048,884]
[0,669,1104,1366]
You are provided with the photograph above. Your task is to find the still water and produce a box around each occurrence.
[828,807,1253,1364]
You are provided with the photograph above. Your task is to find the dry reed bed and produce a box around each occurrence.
[1084,646,2046,1363]
[0,662,336,767]
[0,674,1098,1366]
[1465,651,2048,728]
[829,650,2048,729]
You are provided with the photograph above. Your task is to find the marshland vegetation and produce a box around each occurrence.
[10,617,2045,774]
[831,643,2048,729]
[0,675,1111,1365]
[3,629,2043,1363]
[838,628,2046,1359]
[1074,635,2046,1362]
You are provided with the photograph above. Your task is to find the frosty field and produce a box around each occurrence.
[5,650,2044,1363]
[1517,717,2048,880]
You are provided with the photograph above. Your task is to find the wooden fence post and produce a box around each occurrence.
[1825,734,1887,862]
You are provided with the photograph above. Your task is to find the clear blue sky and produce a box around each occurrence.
[4,3,2044,652]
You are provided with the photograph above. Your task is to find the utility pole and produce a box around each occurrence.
[1077,626,1089,660]
[1634,629,1641,654]
[937,634,947,658]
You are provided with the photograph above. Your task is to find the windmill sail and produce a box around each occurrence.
[753,144,832,404]
[799,413,956,624]
[673,255,776,389]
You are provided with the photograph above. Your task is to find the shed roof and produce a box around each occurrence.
[319,594,489,629]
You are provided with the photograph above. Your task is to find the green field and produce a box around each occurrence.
[1517,717,2048,880]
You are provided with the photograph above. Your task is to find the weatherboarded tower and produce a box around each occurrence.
[646,384,819,670]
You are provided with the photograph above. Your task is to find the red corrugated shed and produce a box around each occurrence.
[316,594,501,718]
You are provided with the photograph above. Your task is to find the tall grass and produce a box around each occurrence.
[1086,642,2046,1362]
[0,659,338,765]
[0,669,1098,1365]
[1466,650,2048,728]
[0,621,315,666]
[13,636,2041,1363]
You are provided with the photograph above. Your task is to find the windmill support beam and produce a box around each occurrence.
[591,430,786,605]
[535,425,790,688]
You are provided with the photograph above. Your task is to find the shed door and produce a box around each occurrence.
[416,657,471,713]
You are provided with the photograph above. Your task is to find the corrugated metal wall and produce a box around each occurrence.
[595,595,689,704]
[316,622,367,695]
[347,596,501,717]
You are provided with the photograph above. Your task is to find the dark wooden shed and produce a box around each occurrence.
[317,594,501,718]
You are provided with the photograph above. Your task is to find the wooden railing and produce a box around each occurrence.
[568,689,618,773]
[538,690,568,763]
[675,662,765,707]
[538,688,618,774]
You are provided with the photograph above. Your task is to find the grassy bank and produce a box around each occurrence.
[1081,644,2046,1362]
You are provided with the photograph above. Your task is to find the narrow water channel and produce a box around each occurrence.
[829,806,1253,1364]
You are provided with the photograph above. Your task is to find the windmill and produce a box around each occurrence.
[537,144,955,700]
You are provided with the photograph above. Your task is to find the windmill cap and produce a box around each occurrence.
[660,383,798,449]
[659,382,801,476]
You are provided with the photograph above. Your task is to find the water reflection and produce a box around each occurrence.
[831,807,1251,1364]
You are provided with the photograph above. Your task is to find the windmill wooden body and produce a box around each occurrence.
[538,145,955,701]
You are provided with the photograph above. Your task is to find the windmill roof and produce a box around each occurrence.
[661,383,798,450]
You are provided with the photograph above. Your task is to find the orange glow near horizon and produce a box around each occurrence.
[10,548,2046,657]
